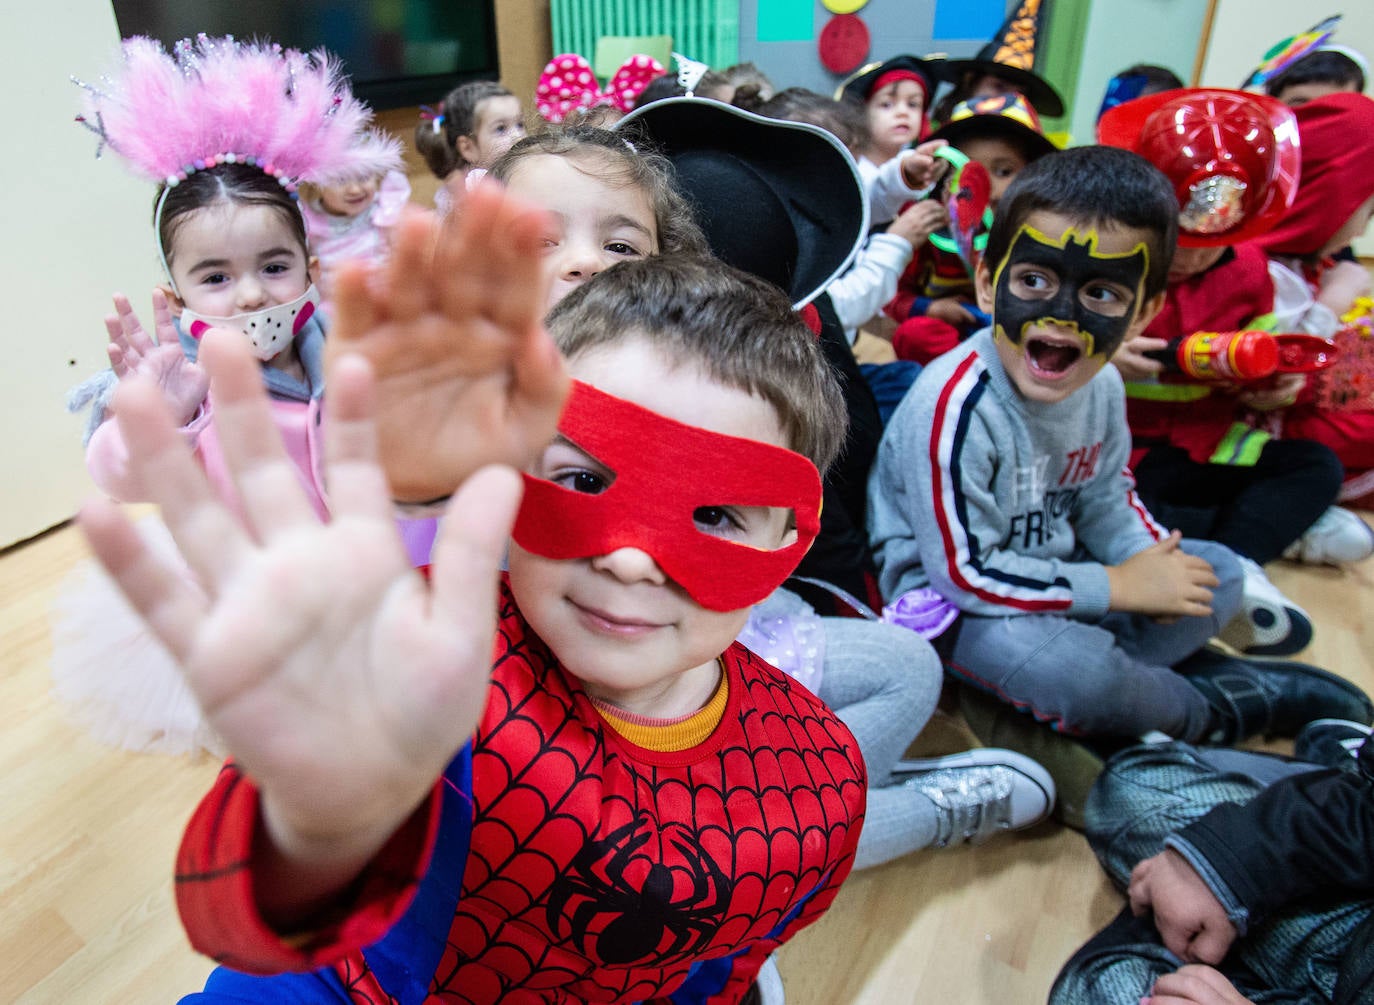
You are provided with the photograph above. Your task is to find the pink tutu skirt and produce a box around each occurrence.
[50,515,223,757]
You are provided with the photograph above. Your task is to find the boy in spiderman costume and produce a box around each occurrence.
[81,185,866,1004]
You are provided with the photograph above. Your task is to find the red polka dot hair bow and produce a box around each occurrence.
[535,53,667,123]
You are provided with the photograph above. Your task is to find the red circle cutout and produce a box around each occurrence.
[819,14,870,75]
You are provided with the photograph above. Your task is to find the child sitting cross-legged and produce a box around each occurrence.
[867,146,1374,826]
[81,185,868,1003]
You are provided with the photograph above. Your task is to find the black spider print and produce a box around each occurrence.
[546,813,732,965]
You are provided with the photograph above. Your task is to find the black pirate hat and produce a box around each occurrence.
[617,96,868,308]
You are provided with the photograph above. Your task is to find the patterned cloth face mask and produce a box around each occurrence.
[180,285,321,362]
[513,381,822,612]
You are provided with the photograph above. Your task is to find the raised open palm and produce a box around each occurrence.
[82,335,521,861]
[104,289,209,426]
[327,181,569,503]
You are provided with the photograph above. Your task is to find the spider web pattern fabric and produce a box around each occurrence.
[175,581,865,1004]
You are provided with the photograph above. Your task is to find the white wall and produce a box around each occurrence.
[1066,0,1207,147]
[1201,2,1374,256]
[3,2,158,546]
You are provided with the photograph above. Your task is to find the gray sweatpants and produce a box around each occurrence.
[943,540,1242,742]
[815,617,945,869]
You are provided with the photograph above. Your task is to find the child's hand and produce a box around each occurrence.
[105,290,209,426]
[926,296,977,327]
[327,182,569,503]
[1111,334,1169,382]
[80,330,521,918]
[900,139,950,194]
[1107,531,1218,617]
[1234,371,1304,411]
[1144,966,1255,1005]
[886,200,948,247]
[1316,259,1372,315]
[1129,849,1238,965]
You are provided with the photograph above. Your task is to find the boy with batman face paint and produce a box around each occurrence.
[984,219,1151,400]
[869,147,1373,819]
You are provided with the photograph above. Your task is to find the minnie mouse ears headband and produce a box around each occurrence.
[74,35,402,192]
[536,53,667,123]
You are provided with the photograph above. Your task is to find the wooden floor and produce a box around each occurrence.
[2,516,1371,1004]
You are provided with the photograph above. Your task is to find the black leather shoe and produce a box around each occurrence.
[1177,648,1374,744]
[1295,718,1372,770]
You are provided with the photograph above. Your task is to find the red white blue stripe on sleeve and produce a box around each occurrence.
[928,354,1075,612]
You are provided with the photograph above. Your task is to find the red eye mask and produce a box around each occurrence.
[512,381,822,612]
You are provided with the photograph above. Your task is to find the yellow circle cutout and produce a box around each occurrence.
[822,0,868,14]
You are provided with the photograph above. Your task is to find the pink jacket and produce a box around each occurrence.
[84,314,439,566]
[87,389,328,521]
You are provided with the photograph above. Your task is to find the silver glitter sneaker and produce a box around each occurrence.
[895,748,1056,847]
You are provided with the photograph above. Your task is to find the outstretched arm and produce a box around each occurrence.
[82,338,522,924]
[327,180,569,503]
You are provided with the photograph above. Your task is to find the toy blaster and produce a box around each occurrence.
[1145,329,1338,383]
[927,146,993,277]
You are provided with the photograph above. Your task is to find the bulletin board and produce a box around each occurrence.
[737,0,1029,107]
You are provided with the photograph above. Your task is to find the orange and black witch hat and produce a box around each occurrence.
[937,0,1064,117]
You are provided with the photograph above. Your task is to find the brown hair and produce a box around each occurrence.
[985,146,1178,300]
[415,80,516,179]
[734,86,869,155]
[489,126,708,259]
[155,163,307,267]
[546,255,848,473]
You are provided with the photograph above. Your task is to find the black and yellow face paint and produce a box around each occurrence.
[992,224,1149,360]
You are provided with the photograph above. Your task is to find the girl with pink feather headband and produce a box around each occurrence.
[71,34,403,515]
[54,35,417,756]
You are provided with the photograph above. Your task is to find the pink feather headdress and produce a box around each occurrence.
[75,35,402,191]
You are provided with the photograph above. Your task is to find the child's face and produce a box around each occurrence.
[976,210,1162,405]
[1168,244,1226,284]
[507,338,796,712]
[956,135,1029,209]
[504,153,660,310]
[166,202,314,319]
[968,74,1020,103]
[1275,80,1360,107]
[458,94,526,169]
[867,80,925,158]
[318,176,381,218]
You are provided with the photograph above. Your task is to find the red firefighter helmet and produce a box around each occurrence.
[1097,87,1300,247]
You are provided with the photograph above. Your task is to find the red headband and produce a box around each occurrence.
[870,69,928,102]
[512,381,822,612]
